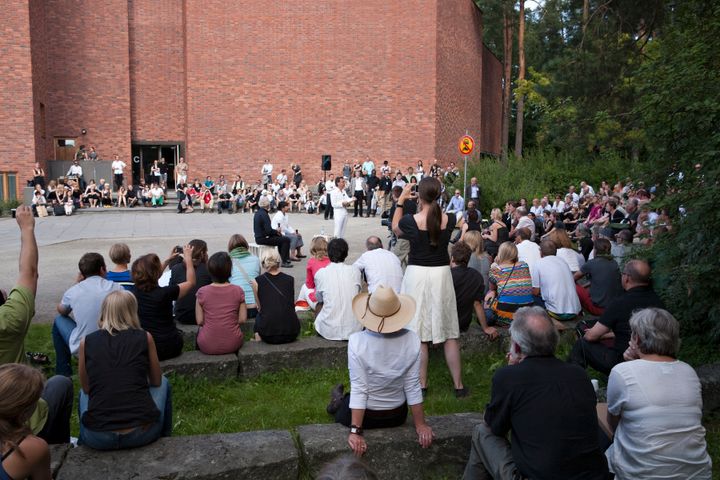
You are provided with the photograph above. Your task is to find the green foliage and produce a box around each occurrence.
[0,199,21,217]
[452,149,635,213]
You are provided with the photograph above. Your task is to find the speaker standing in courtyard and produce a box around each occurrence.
[331,177,355,239]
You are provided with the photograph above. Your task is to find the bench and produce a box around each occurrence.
[248,242,277,258]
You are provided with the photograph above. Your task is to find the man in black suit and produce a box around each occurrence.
[253,196,292,268]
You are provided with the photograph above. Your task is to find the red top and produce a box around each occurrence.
[305,257,330,302]
[196,284,245,355]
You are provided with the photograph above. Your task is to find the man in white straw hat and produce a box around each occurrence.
[326,286,434,457]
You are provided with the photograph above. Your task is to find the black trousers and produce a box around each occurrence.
[256,236,291,263]
[365,190,374,216]
[114,173,124,189]
[334,394,408,429]
[38,375,73,444]
[568,338,622,375]
[324,193,334,219]
[353,191,364,216]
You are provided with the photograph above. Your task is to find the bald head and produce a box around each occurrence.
[623,259,651,287]
[366,236,383,251]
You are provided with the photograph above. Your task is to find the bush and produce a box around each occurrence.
[448,149,636,213]
[0,199,21,217]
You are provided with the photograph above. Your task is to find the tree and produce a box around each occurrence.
[500,1,515,162]
[514,0,526,158]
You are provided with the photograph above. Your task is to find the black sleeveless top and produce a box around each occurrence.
[398,212,455,266]
[82,329,159,431]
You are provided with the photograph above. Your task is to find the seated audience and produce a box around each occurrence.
[314,239,362,340]
[462,231,491,295]
[217,190,232,214]
[272,201,304,261]
[450,242,497,338]
[569,260,664,375]
[0,207,72,445]
[462,307,608,480]
[78,290,172,450]
[150,183,164,207]
[125,184,138,208]
[352,236,403,294]
[170,239,211,326]
[132,246,195,360]
[574,238,623,315]
[196,252,246,355]
[296,236,330,310]
[253,197,293,268]
[611,229,634,266]
[509,207,535,241]
[106,243,134,290]
[53,252,123,376]
[514,227,540,276]
[251,250,300,344]
[227,234,261,318]
[548,228,581,273]
[531,240,581,323]
[0,364,53,479]
[482,208,508,258]
[326,287,433,456]
[483,242,533,325]
[604,308,712,479]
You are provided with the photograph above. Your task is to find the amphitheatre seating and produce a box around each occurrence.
[51,413,483,479]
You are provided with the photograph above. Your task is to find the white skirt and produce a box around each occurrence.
[401,265,459,344]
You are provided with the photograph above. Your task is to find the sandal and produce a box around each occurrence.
[26,352,50,365]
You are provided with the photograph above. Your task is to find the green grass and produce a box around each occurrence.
[23,323,720,478]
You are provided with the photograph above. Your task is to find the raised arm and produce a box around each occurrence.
[14,206,38,295]
[176,245,196,299]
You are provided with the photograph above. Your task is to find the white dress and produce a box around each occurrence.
[606,359,712,479]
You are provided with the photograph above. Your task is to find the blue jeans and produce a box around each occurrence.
[78,376,172,450]
[52,314,76,377]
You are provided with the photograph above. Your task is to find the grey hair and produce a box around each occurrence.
[629,308,680,358]
[258,196,271,209]
[510,307,558,357]
[316,455,378,480]
[516,206,528,216]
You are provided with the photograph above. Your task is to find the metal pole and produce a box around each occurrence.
[463,129,469,210]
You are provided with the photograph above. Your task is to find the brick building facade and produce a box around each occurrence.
[0,0,501,198]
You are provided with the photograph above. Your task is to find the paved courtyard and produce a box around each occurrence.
[0,210,389,324]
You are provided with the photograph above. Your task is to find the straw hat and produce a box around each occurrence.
[352,286,416,334]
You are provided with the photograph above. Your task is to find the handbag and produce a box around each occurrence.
[36,205,48,217]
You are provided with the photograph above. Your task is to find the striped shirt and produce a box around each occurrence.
[489,262,533,305]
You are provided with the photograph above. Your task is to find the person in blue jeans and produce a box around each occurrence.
[77,290,172,450]
[52,252,122,376]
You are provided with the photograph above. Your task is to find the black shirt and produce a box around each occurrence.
[253,208,279,241]
[82,329,159,431]
[398,212,455,267]
[134,285,180,344]
[379,177,392,193]
[486,356,609,479]
[598,286,665,354]
[580,256,623,308]
[366,175,379,190]
[451,266,484,331]
[169,262,212,325]
[579,237,594,261]
[254,272,300,339]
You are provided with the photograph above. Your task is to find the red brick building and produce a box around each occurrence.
[0,0,501,198]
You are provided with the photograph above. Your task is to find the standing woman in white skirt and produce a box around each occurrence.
[392,177,467,397]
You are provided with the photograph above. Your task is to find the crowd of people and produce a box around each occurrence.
[1,166,712,479]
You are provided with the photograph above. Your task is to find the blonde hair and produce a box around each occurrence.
[491,208,502,222]
[462,230,484,255]
[98,290,141,334]
[310,236,329,260]
[548,229,572,249]
[495,241,518,264]
[0,364,44,452]
[260,249,281,271]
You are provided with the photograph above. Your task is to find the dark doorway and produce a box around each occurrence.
[131,143,182,188]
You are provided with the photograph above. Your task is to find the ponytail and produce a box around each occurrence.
[427,201,442,247]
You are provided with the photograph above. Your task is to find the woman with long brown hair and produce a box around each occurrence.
[0,364,51,480]
[392,177,467,397]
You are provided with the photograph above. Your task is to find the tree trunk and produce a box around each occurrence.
[501,5,514,163]
[514,0,526,159]
[582,0,590,33]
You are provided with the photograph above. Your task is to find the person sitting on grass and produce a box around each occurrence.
[450,242,497,339]
[228,234,261,319]
[132,246,195,361]
[314,239,362,341]
[531,240,581,326]
[251,250,300,344]
[0,364,53,480]
[325,287,433,457]
[573,238,623,316]
[196,252,246,355]
[106,243,134,291]
[78,290,172,450]
[483,242,534,326]
[461,231,491,295]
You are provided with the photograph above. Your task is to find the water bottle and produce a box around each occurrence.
[320,226,325,236]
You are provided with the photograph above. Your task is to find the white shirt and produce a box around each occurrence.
[516,215,536,240]
[551,200,565,212]
[314,263,362,340]
[111,160,126,174]
[276,173,287,185]
[330,188,351,210]
[271,211,294,235]
[557,247,581,272]
[516,240,541,275]
[261,163,273,175]
[353,248,403,294]
[61,276,123,354]
[348,329,423,410]
[67,164,83,176]
[324,180,335,194]
[151,187,164,199]
[530,205,546,217]
[531,255,580,315]
[606,360,712,479]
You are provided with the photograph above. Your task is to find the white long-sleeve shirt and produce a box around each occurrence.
[271,211,295,235]
[348,329,423,410]
[330,188,351,210]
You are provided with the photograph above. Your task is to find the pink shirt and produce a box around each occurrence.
[196,284,245,355]
[305,257,331,290]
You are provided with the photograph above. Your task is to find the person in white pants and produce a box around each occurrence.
[331,177,355,239]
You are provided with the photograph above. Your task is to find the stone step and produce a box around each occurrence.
[299,412,484,480]
[56,430,298,480]
[160,351,239,380]
[238,335,347,378]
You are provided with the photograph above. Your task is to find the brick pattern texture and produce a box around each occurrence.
[3,0,501,195]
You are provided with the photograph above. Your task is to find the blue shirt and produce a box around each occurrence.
[106,270,134,291]
[446,195,465,212]
[230,256,261,305]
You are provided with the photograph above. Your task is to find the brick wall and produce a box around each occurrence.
[0,0,36,192]
[481,46,503,156]
[435,0,488,164]
[29,0,49,166]
[43,0,132,169]
[184,0,438,182]
[128,0,186,143]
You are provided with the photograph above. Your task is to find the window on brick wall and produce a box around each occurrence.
[0,172,18,201]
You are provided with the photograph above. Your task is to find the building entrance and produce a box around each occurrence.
[131,143,182,188]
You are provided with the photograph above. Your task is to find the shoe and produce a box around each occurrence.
[455,387,470,398]
[297,254,307,258]
[326,383,345,414]
[290,257,301,262]
[281,262,294,268]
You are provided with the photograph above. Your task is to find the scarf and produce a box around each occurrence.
[230,247,251,259]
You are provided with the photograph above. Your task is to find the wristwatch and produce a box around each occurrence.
[350,425,364,436]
